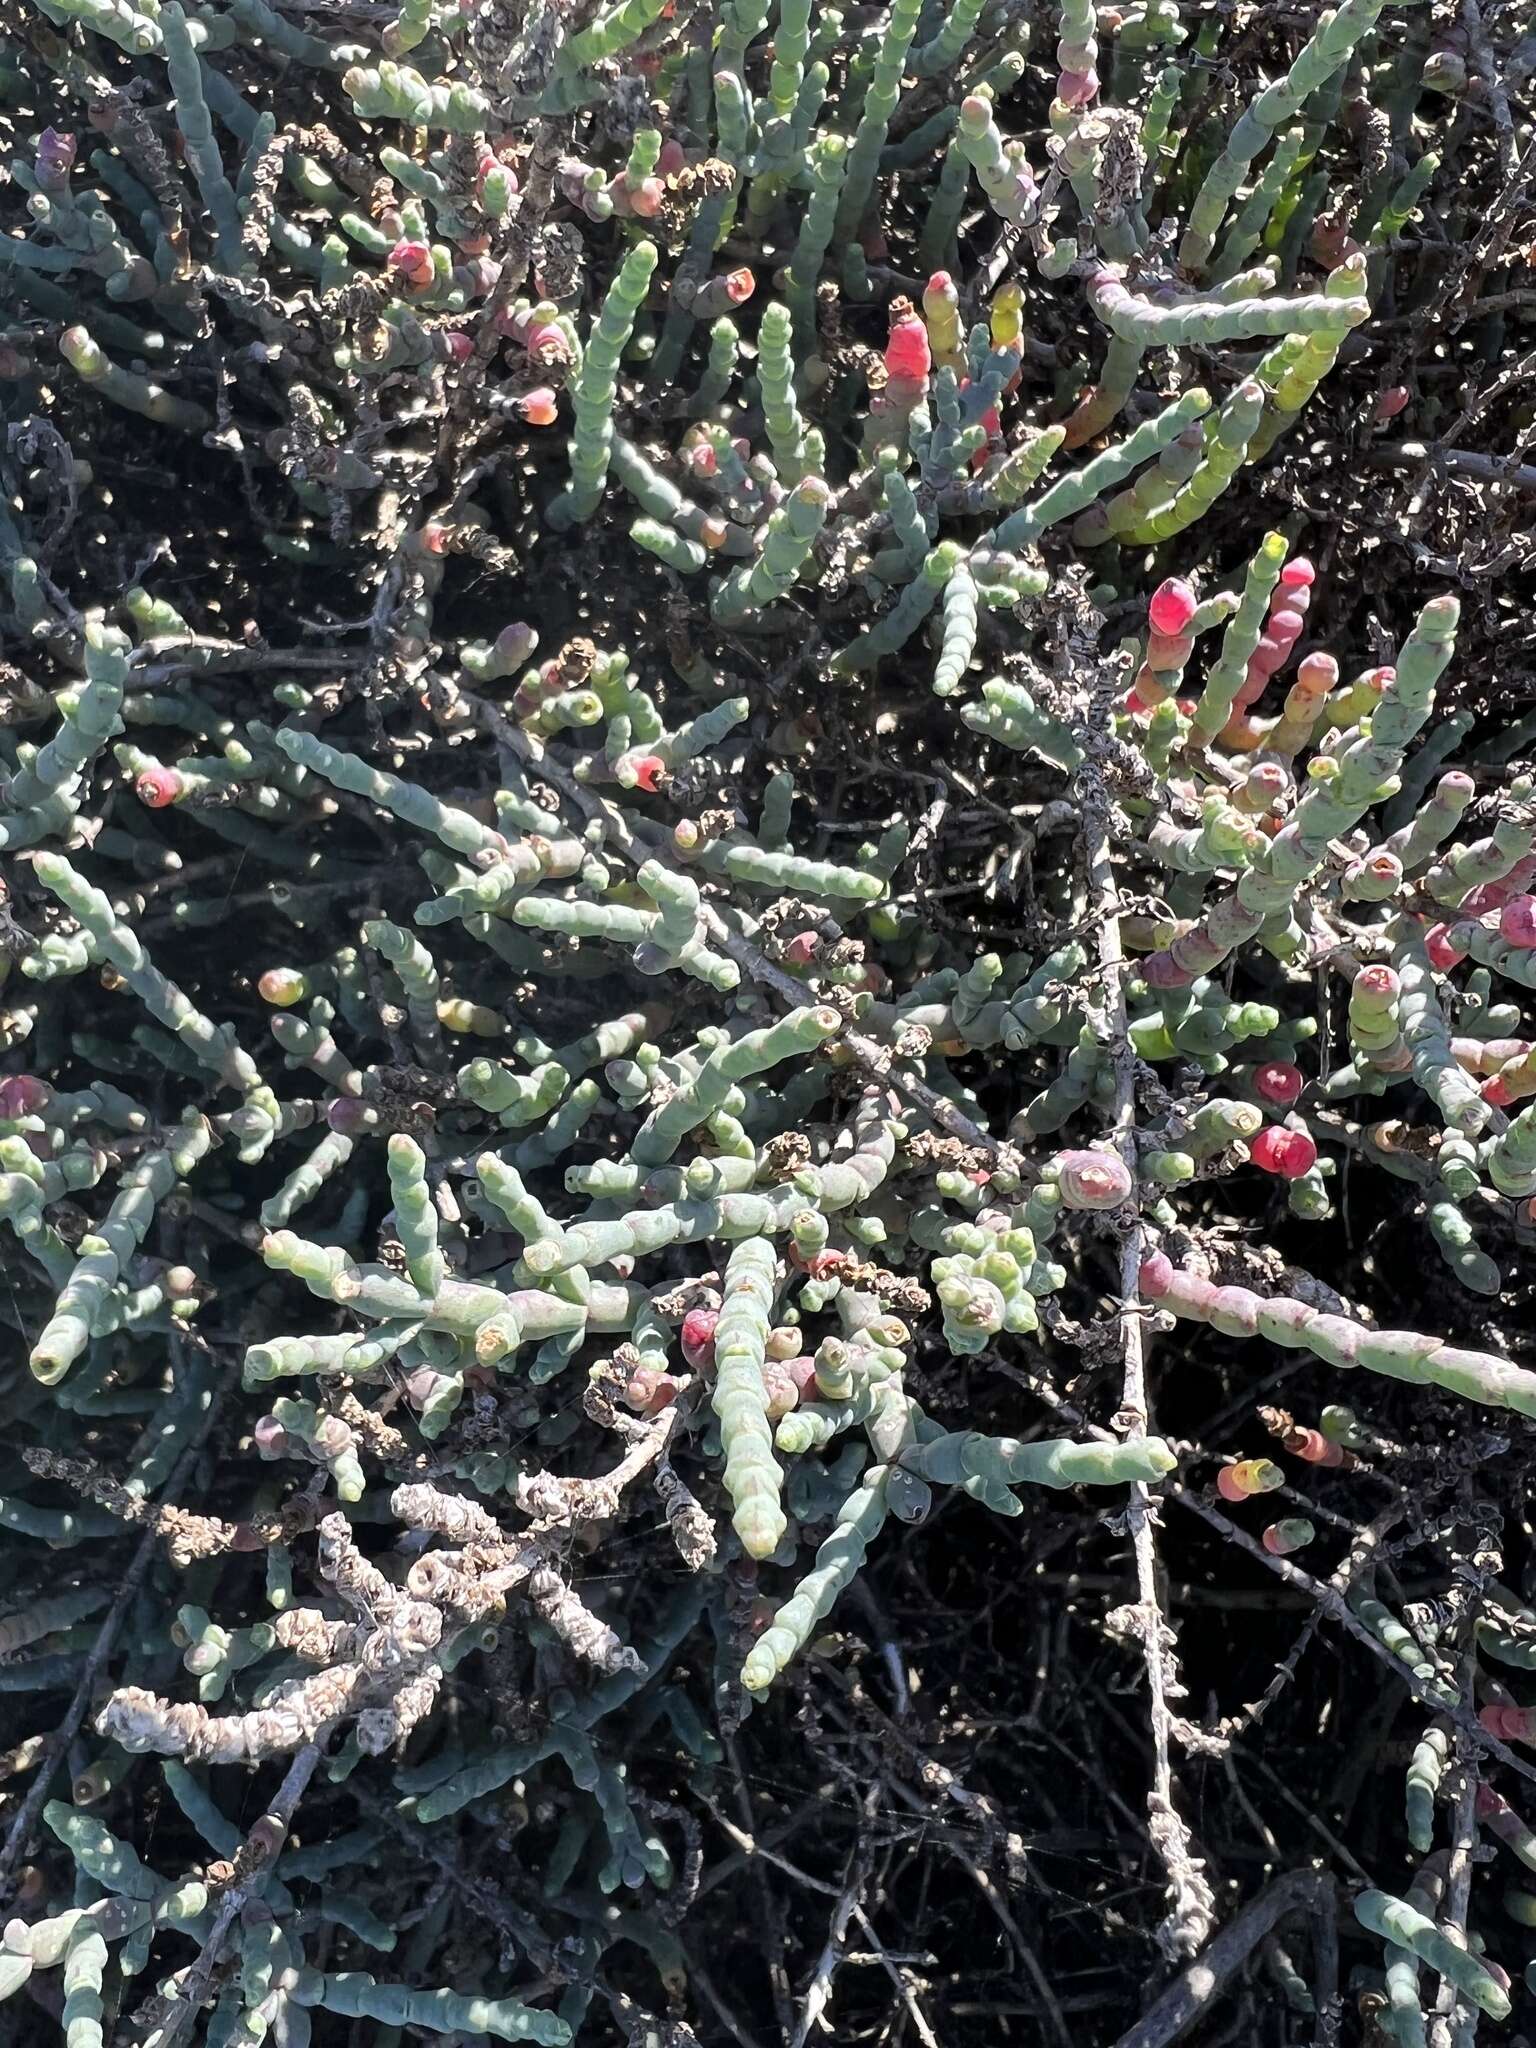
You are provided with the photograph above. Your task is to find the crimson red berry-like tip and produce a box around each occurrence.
[680,1308,718,1369]
[0,1074,49,1119]
[1253,1060,1303,1106]
[1423,921,1468,970]
[135,767,182,808]
[1138,1251,1174,1296]
[884,315,931,383]
[1250,1127,1317,1179]
[1147,576,1197,637]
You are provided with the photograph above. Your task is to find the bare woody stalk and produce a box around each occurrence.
[1078,731,1216,1962]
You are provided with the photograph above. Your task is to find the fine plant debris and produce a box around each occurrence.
[2,0,1536,2040]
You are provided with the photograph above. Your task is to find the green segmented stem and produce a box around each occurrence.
[32,855,265,1096]
[60,1916,108,2048]
[43,1804,160,1899]
[230,0,362,62]
[711,1237,788,1560]
[1426,1187,1500,1295]
[1013,1028,1102,1137]
[269,1396,366,1499]
[931,561,978,697]
[32,0,164,47]
[918,133,973,272]
[59,329,210,432]
[31,1118,211,1384]
[990,388,1211,551]
[775,1377,895,1454]
[477,1154,570,1253]
[913,0,982,71]
[1488,1106,1536,1199]
[872,466,933,581]
[1423,810,1533,908]
[161,4,244,272]
[1179,0,1396,272]
[834,0,924,240]
[275,729,507,861]
[0,1176,77,1289]
[766,0,812,117]
[1142,1255,1536,1425]
[955,95,1034,224]
[632,517,708,573]
[382,0,431,53]
[1370,149,1438,247]
[1188,531,1288,746]
[697,317,739,414]
[1247,255,1370,459]
[1348,970,1403,1066]
[786,135,846,346]
[1448,918,1536,991]
[712,840,884,899]
[1116,378,1264,541]
[262,1228,602,1358]
[564,0,669,69]
[1148,798,1255,874]
[757,301,814,483]
[4,622,127,818]
[711,478,829,624]
[620,436,710,537]
[1211,128,1303,281]
[342,60,492,130]
[362,919,441,1049]
[548,239,658,530]
[629,1006,842,1167]
[290,1969,569,2043]
[457,1056,570,1128]
[961,677,1082,768]
[1352,1893,1510,2020]
[741,1466,890,1689]
[1087,269,1366,345]
[1145,598,1459,987]
[903,1429,1177,1492]
[1391,915,1491,1135]
[386,1135,444,1297]
[244,1325,417,1384]
[1136,61,1181,170]
[834,542,963,673]
[1062,334,1145,447]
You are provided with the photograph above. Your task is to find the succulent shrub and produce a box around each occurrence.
[2,0,1536,2038]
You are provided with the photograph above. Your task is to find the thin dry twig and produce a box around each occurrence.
[788,1821,875,2048]
[1078,732,1215,1963]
